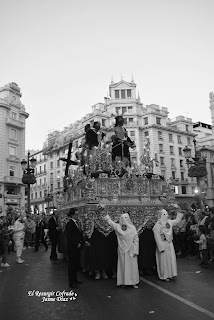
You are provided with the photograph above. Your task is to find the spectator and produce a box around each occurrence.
[207,223,214,263]
[13,213,26,264]
[24,215,36,249]
[195,226,209,268]
[177,214,187,257]
[1,221,13,267]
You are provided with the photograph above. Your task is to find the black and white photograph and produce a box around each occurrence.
[0,0,214,319]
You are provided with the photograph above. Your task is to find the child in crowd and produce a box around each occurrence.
[1,222,13,267]
[195,226,209,268]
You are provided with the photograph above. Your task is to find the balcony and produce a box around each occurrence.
[6,117,25,129]
[6,155,20,163]
[4,191,22,199]
[4,176,23,185]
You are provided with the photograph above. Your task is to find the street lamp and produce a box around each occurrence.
[183,140,207,210]
[45,187,53,215]
[20,152,37,216]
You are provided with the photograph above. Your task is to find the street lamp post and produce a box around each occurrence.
[45,187,53,215]
[21,152,37,216]
[183,139,207,210]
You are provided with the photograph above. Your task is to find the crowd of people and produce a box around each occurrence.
[0,212,49,267]
[0,205,214,289]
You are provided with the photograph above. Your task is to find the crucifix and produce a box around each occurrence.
[59,140,78,191]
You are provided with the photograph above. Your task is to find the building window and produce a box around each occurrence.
[171,158,175,166]
[9,166,15,176]
[102,119,106,127]
[57,159,60,167]
[170,146,174,155]
[177,135,182,143]
[50,162,53,169]
[39,166,41,174]
[144,131,149,137]
[160,157,164,165]
[172,171,176,179]
[57,181,60,189]
[161,170,165,179]
[127,89,131,98]
[158,131,163,140]
[50,184,53,192]
[122,106,127,114]
[35,192,37,199]
[169,134,173,142]
[131,157,137,163]
[181,172,184,180]
[44,177,46,185]
[144,117,148,125]
[128,106,133,112]
[115,90,119,99]
[50,172,53,180]
[9,145,16,156]
[40,179,42,186]
[187,137,191,145]
[10,128,17,140]
[179,147,182,155]
[31,193,33,199]
[129,118,133,123]
[44,164,46,173]
[116,107,120,114]
[40,191,42,198]
[181,186,187,194]
[123,118,127,124]
[7,186,16,194]
[130,131,135,137]
[180,159,184,167]
[11,112,17,120]
[186,125,189,132]
[159,144,164,153]
[121,90,126,99]
[156,117,161,125]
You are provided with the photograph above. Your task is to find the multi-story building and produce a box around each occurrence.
[37,77,199,209]
[29,150,48,213]
[0,82,29,216]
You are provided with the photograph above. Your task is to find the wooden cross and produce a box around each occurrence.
[59,140,78,191]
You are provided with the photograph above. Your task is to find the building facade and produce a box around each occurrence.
[31,78,199,210]
[0,83,29,216]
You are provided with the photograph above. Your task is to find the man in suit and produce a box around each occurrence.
[48,211,59,260]
[34,215,48,252]
[64,208,85,289]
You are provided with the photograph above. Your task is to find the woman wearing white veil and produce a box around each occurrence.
[102,209,139,288]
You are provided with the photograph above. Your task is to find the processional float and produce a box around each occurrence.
[55,137,177,238]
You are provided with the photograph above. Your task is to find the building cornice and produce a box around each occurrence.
[140,124,196,136]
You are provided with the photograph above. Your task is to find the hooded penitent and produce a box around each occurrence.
[116,213,137,254]
[153,209,173,242]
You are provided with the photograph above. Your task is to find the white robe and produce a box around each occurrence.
[153,212,183,280]
[104,215,139,286]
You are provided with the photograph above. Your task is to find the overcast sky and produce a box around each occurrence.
[1,0,214,150]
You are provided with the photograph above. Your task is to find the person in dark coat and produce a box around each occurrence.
[85,121,105,150]
[34,215,48,252]
[48,211,60,260]
[64,208,89,289]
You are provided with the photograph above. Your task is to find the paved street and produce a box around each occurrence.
[0,248,214,320]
